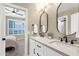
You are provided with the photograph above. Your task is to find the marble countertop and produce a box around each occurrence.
[30,36,79,56]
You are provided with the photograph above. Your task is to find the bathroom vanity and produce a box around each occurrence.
[29,36,79,56]
[29,3,79,56]
[29,36,63,56]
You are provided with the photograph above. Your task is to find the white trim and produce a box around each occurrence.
[5,14,26,19]
[3,3,27,18]
[3,3,26,11]
[24,9,29,56]
[0,3,5,56]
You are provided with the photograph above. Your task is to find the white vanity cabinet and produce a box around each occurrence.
[29,39,37,56]
[29,39,44,56]
[35,42,44,56]
[29,39,63,56]
[44,46,62,56]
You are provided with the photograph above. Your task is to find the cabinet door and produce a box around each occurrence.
[45,46,62,56]
[35,42,44,56]
[0,4,5,56]
[29,39,37,56]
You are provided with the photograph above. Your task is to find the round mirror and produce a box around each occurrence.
[57,3,79,35]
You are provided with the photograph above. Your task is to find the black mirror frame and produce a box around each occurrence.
[56,3,62,33]
[56,3,76,36]
[39,11,48,34]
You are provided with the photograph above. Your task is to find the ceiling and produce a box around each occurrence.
[13,3,37,8]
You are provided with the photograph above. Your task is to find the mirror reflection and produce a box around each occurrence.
[40,11,48,34]
[57,3,79,35]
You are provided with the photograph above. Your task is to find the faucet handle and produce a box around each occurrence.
[71,40,77,44]
[59,37,63,42]
[63,36,67,38]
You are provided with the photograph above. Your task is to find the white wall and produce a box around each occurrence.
[14,3,64,39]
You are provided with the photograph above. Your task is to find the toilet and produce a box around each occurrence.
[5,36,18,56]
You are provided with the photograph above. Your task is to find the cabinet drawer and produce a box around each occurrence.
[29,39,63,56]
[36,42,44,56]
[36,42,43,49]
[29,39,36,56]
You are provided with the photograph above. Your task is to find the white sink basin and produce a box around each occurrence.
[49,41,79,55]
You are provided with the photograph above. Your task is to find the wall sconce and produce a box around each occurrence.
[36,3,49,12]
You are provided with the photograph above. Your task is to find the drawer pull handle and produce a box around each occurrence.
[33,49,35,54]
[37,53,40,56]
[37,45,41,48]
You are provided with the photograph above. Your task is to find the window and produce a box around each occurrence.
[8,18,25,35]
